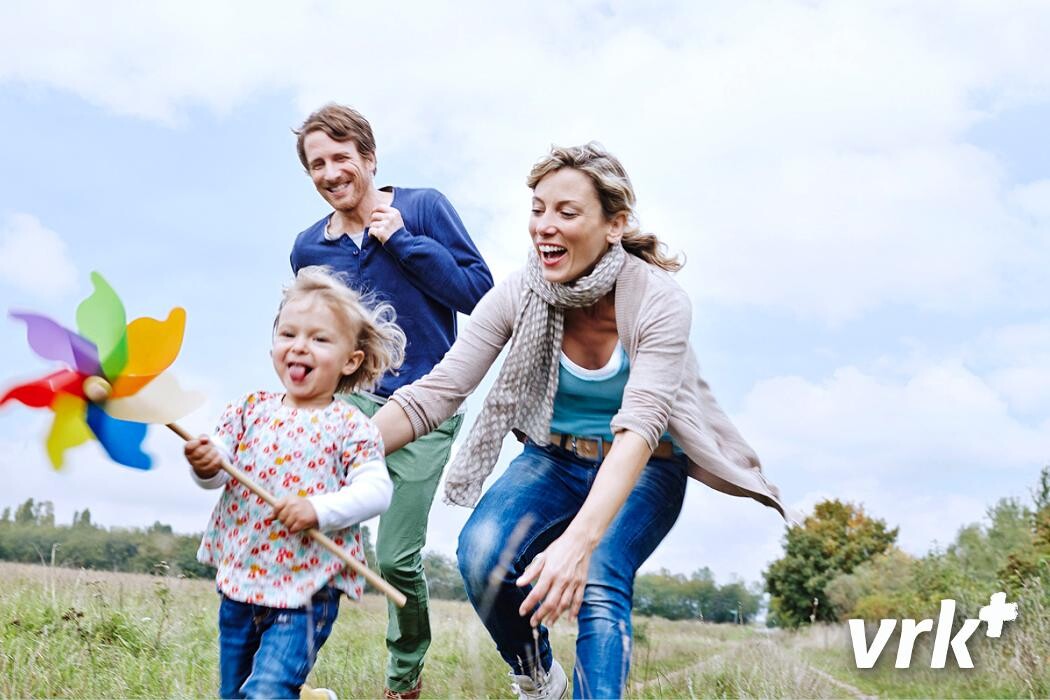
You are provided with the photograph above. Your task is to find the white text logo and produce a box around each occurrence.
[849,592,1018,669]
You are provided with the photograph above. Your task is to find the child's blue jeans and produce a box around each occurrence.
[218,584,340,699]
[457,441,688,699]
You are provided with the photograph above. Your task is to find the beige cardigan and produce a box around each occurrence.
[391,254,791,521]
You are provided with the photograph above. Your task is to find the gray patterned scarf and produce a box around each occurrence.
[443,243,627,506]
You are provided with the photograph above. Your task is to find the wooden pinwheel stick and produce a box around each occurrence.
[164,422,407,608]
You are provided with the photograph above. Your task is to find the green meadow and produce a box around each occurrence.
[1,562,1046,698]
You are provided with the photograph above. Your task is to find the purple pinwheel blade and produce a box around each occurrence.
[10,312,101,376]
[85,402,152,470]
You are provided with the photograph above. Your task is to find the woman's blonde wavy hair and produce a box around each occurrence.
[276,266,406,393]
[526,142,683,272]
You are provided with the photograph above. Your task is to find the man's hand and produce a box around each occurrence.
[273,496,319,533]
[184,435,224,479]
[368,205,405,244]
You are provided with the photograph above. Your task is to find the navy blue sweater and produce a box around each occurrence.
[290,187,493,398]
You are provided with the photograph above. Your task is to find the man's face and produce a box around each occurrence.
[303,130,376,214]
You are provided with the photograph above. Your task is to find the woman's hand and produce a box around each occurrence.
[516,530,595,627]
[516,431,653,628]
[273,496,319,533]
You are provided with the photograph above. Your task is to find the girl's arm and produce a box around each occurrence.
[305,421,393,531]
[305,454,392,531]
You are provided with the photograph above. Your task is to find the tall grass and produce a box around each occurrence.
[1,562,1047,698]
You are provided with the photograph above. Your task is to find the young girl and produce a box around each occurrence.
[185,266,406,699]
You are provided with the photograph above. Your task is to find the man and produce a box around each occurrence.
[290,104,493,699]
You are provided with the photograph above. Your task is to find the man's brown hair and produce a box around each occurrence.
[294,103,377,174]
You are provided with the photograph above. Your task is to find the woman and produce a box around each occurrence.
[374,143,789,699]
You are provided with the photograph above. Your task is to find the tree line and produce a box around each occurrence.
[763,466,1050,627]
[0,499,761,623]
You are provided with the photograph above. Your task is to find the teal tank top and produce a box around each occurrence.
[550,344,679,451]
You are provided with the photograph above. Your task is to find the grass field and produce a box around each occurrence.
[0,562,1046,698]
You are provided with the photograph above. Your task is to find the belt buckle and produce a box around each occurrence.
[576,435,604,461]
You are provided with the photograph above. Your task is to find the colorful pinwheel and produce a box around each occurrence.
[1,272,202,469]
[1,273,407,606]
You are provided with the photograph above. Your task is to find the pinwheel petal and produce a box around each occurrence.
[9,312,101,376]
[105,372,204,424]
[86,403,152,470]
[1,369,85,409]
[110,307,187,398]
[47,394,93,469]
[76,272,128,380]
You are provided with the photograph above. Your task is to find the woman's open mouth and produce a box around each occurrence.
[538,243,567,266]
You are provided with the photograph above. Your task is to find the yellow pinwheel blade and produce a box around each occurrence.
[46,394,92,469]
[104,372,204,425]
[110,307,187,398]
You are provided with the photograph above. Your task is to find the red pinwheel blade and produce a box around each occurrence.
[1,369,85,409]
[9,312,101,376]
[85,402,152,470]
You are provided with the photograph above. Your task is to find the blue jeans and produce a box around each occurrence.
[457,442,688,699]
[218,585,340,699]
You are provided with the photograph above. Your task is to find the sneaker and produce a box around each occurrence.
[509,659,567,700]
[299,685,337,700]
[383,676,422,700]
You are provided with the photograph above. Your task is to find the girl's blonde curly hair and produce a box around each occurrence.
[276,266,406,393]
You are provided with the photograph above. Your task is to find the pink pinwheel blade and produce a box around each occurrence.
[10,312,101,376]
[1,369,86,409]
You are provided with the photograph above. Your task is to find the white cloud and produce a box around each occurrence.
[2,2,1049,318]
[3,1,1050,585]
[966,321,1050,416]
[0,213,78,299]
[738,361,1049,476]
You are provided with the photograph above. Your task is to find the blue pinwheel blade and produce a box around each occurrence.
[85,402,153,470]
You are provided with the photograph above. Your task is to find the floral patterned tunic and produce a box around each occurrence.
[197,392,386,607]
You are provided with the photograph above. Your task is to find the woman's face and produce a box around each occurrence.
[529,168,625,284]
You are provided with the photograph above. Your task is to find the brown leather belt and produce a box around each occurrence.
[514,429,676,461]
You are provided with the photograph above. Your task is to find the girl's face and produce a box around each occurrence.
[529,167,626,284]
[271,297,364,409]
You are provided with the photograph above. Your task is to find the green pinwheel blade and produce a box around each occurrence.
[76,272,129,380]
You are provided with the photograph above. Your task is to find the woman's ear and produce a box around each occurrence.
[606,211,627,244]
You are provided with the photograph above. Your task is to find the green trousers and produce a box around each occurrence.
[343,393,462,692]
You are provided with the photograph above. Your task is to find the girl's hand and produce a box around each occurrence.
[273,496,319,533]
[184,435,223,479]
[516,531,593,627]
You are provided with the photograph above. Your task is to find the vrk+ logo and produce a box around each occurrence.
[849,592,1018,669]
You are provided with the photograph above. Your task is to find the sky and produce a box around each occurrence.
[1,1,1049,586]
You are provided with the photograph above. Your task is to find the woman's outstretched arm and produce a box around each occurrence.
[515,429,652,627]
[372,401,417,456]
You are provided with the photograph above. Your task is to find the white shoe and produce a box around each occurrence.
[299,685,337,700]
[510,659,568,700]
